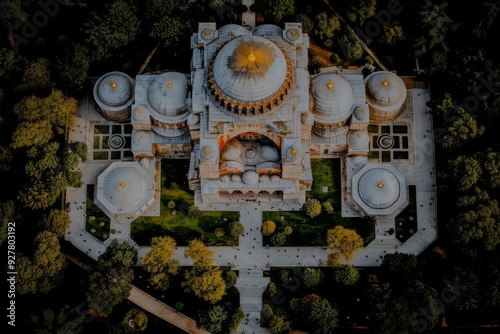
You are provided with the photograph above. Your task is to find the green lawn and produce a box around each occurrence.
[131,160,239,246]
[261,158,375,246]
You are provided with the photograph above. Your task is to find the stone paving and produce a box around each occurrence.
[66,85,437,334]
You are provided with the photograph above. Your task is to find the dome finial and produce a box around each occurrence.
[377,181,384,188]
[167,79,173,88]
[382,79,389,86]
[120,182,126,188]
[111,81,117,89]
[357,132,362,137]
[327,79,334,89]
[247,46,256,62]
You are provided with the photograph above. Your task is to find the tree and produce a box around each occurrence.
[150,16,184,47]
[29,304,86,334]
[42,209,71,238]
[123,308,148,331]
[326,226,364,260]
[270,231,287,246]
[269,314,292,334]
[302,268,324,289]
[184,239,214,270]
[196,304,228,333]
[260,0,294,23]
[16,58,51,92]
[381,252,420,281]
[381,22,405,45]
[86,240,138,314]
[303,198,321,218]
[449,155,483,191]
[332,264,360,286]
[314,12,341,47]
[345,0,377,25]
[295,13,314,34]
[56,43,90,91]
[82,0,140,61]
[227,221,244,238]
[142,236,179,291]
[266,281,277,296]
[283,226,293,236]
[224,270,238,289]
[191,268,226,303]
[0,200,15,246]
[309,299,339,334]
[261,220,276,236]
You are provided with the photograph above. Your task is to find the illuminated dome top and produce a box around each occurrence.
[147,72,188,117]
[358,168,400,209]
[93,71,134,112]
[208,35,292,110]
[96,162,153,215]
[311,73,354,123]
[365,71,406,112]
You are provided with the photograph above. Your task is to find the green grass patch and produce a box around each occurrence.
[85,184,110,241]
[396,185,417,242]
[131,160,240,246]
[309,158,340,204]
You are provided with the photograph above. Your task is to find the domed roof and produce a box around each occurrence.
[96,162,153,215]
[218,24,250,36]
[187,113,200,126]
[147,72,188,117]
[311,73,354,123]
[208,35,292,109]
[221,138,243,161]
[260,145,279,161]
[347,131,369,150]
[201,146,216,160]
[93,71,134,111]
[285,146,301,162]
[365,71,406,112]
[358,168,400,209]
[242,170,259,184]
[353,106,368,121]
[252,24,282,36]
[132,131,153,152]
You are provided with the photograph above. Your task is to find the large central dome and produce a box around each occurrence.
[208,35,292,113]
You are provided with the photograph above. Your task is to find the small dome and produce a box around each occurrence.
[231,174,242,182]
[221,138,243,161]
[353,106,368,121]
[132,131,153,152]
[201,146,216,160]
[93,71,134,112]
[365,71,406,121]
[209,35,291,109]
[242,170,259,184]
[260,145,279,162]
[301,112,314,125]
[347,131,369,150]
[259,174,271,182]
[358,168,400,209]
[311,73,354,123]
[147,72,188,117]
[220,174,231,182]
[285,146,301,162]
[187,113,200,126]
[270,175,281,181]
[133,106,150,123]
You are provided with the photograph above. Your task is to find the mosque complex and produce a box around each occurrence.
[65,20,437,332]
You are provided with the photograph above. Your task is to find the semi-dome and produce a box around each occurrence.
[252,24,282,36]
[208,35,292,112]
[93,71,134,112]
[347,131,369,151]
[365,71,406,122]
[260,145,280,161]
[353,106,368,121]
[95,162,153,215]
[147,72,188,117]
[221,138,243,161]
[311,73,354,123]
